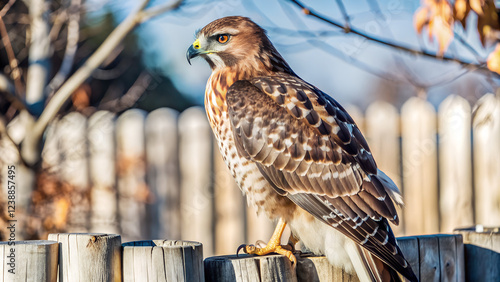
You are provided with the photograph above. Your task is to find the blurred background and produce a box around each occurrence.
[0,0,499,257]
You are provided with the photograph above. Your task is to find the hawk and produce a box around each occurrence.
[187,16,417,282]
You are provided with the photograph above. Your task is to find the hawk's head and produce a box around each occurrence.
[187,16,293,74]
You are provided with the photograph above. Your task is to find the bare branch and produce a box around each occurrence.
[334,0,350,31]
[264,26,343,38]
[287,0,490,73]
[98,71,152,112]
[46,0,81,100]
[21,0,183,165]
[366,0,385,21]
[453,31,484,62]
[138,0,183,23]
[0,15,23,95]
[0,73,28,112]
[277,1,402,82]
[48,10,68,42]
[0,0,17,18]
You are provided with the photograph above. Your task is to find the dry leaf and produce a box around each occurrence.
[432,16,454,55]
[470,0,486,15]
[414,0,454,55]
[53,197,70,229]
[415,7,430,33]
[476,0,499,46]
[454,0,470,27]
[487,43,500,74]
[72,84,91,110]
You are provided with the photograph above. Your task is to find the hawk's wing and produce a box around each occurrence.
[226,73,416,281]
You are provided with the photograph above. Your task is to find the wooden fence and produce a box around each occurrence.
[0,229,498,281]
[1,94,500,258]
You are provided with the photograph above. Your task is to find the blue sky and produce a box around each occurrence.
[87,0,497,107]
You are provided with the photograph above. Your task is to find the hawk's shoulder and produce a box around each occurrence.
[227,72,377,176]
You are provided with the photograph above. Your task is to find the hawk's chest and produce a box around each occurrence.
[204,72,250,189]
[204,72,283,215]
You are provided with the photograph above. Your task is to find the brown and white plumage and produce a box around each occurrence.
[187,16,418,282]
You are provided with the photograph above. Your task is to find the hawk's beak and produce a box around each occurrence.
[187,39,202,65]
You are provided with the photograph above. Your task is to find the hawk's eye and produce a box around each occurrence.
[217,34,229,44]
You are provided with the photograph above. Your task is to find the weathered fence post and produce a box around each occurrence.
[0,240,58,281]
[455,226,500,282]
[295,255,358,282]
[204,254,296,282]
[122,240,204,282]
[396,237,419,280]
[178,107,214,256]
[438,95,473,232]
[204,234,465,282]
[398,234,464,281]
[48,233,121,282]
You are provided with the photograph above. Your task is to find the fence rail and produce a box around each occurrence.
[1,94,500,257]
[0,229,498,281]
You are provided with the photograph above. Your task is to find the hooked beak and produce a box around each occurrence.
[186,39,202,65]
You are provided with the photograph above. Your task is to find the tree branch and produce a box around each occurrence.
[334,0,350,31]
[0,0,17,17]
[0,14,23,95]
[21,0,183,165]
[0,73,28,111]
[287,0,490,73]
[277,1,403,82]
[98,71,152,112]
[45,0,81,100]
[138,0,183,23]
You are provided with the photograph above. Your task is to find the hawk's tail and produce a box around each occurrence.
[348,242,416,282]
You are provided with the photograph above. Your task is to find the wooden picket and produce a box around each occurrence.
[145,108,181,240]
[178,107,214,256]
[56,112,89,232]
[438,95,473,232]
[472,94,500,227]
[88,111,119,234]
[401,97,439,235]
[116,109,148,241]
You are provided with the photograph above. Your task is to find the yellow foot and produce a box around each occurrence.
[236,218,297,266]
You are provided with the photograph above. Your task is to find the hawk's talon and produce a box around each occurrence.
[238,243,297,266]
[234,218,297,268]
[236,244,250,257]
